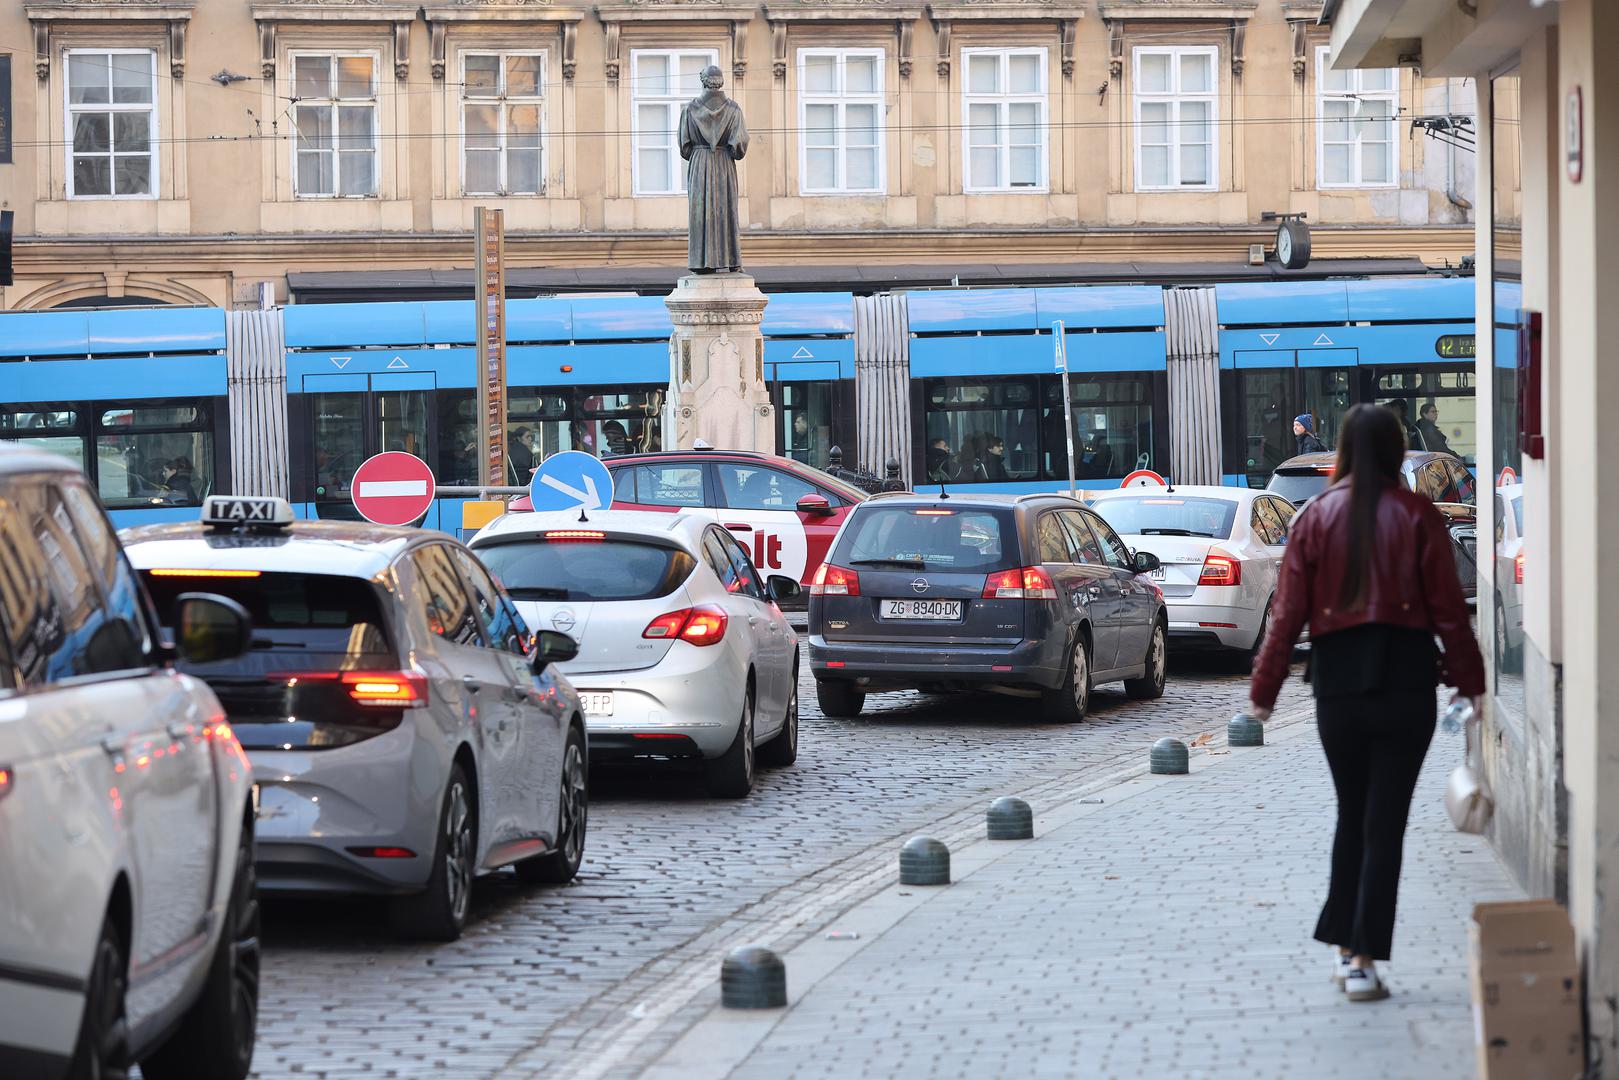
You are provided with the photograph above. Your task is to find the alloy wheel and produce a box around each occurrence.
[558,741,588,868]
[1149,626,1166,687]
[741,695,755,787]
[444,781,473,925]
[86,929,130,1080]
[229,845,262,1064]
[1072,642,1089,714]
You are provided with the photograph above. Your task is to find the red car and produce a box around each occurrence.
[510,450,869,589]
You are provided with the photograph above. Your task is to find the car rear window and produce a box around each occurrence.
[139,571,397,675]
[835,506,1016,571]
[1092,496,1238,540]
[1268,471,1331,505]
[475,538,694,602]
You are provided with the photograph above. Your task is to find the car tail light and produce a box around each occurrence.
[544,530,605,542]
[1514,551,1524,585]
[342,671,429,707]
[642,605,728,646]
[810,563,860,596]
[147,568,262,578]
[0,765,12,802]
[347,846,417,858]
[983,566,1057,600]
[1197,552,1242,587]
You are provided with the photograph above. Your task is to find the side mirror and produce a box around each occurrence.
[796,493,833,517]
[531,629,579,673]
[174,594,252,665]
[767,575,802,602]
[1132,550,1161,575]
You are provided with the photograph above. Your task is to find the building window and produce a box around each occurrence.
[961,48,1047,192]
[1317,47,1397,187]
[291,53,378,198]
[462,52,545,196]
[631,49,719,196]
[65,50,158,199]
[1133,45,1217,191]
[798,49,884,195]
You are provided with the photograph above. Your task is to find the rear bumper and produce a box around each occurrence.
[1165,596,1261,651]
[807,635,1065,690]
[567,645,748,759]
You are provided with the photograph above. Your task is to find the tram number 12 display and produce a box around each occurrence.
[1435,334,1477,359]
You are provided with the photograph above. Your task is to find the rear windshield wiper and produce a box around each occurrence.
[1138,528,1217,537]
[508,587,570,600]
[849,557,927,569]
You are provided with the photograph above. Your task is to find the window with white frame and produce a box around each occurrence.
[1317,48,1397,187]
[65,49,158,199]
[462,52,545,196]
[292,53,378,198]
[798,49,884,195]
[1133,45,1217,191]
[962,48,1047,192]
[631,49,719,196]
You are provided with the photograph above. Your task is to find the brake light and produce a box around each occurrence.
[0,766,12,802]
[544,530,605,542]
[983,566,1057,599]
[343,671,428,707]
[811,564,860,596]
[1197,552,1242,586]
[914,509,955,516]
[1514,551,1524,585]
[347,846,417,858]
[642,605,728,646]
[147,568,262,578]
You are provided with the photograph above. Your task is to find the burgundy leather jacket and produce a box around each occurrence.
[1250,481,1485,709]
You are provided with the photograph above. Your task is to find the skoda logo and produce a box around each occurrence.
[910,578,930,594]
[551,609,577,633]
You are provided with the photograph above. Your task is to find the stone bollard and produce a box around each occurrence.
[1149,737,1189,775]
[1228,712,1265,748]
[720,946,788,1009]
[899,836,951,885]
[986,796,1034,840]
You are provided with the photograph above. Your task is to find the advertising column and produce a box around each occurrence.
[475,207,507,488]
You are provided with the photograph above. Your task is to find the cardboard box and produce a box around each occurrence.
[1469,899,1584,1080]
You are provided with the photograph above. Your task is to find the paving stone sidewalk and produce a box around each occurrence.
[642,710,1523,1080]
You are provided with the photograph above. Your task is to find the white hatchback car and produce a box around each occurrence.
[1089,485,1298,655]
[0,446,259,1080]
[471,510,800,798]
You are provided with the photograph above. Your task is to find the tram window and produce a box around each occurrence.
[1,407,88,471]
[923,379,1040,482]
[1301,369,1353,449]
[1043,377,1156,481]
[437,391,479,487]
[376,390,429,458]
[577,389,663,456]
[93,402,212,508]
[781,382,834,469]
[1373,369,1476,465]
[508,386,663,471]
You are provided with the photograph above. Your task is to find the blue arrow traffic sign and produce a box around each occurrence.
[528,450,614,513]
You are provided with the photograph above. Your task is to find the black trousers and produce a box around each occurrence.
[1313,690,1436,961]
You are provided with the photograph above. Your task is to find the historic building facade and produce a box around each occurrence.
[0,0,1475,309]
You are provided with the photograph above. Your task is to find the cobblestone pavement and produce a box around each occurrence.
[240,651,1312,1079]
[644,700,1521,1080]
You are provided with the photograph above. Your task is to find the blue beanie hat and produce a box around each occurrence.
[1294,413,1315,432]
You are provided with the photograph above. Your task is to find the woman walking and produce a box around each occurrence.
[1248,404,1483,1001]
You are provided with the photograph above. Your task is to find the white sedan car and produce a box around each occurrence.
[1088,485,1298,655]
[471,510,800,798]
[1494,482,1525,671]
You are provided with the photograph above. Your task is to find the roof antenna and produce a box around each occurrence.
[578,505,590,523]
[938,482,950,500]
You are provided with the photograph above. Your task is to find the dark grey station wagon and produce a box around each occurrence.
[807,493,1168,721]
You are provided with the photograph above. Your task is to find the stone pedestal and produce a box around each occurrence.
[664,272,775,453]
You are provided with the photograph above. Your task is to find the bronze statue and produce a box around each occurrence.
[679,65,749,273]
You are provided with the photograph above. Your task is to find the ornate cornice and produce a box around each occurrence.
[423,4,586,80]
[1097,0,1258,19]
[26,3,194,79]
[252,3,417,80]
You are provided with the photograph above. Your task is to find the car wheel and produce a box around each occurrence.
[758,667,799,768]
[815,677,865,719]
[1125,622,1168,700]
[1042,636,1090,722]
[706,686,756,798]
[140,817,260,1080]
[516,726,589,885]
[1495,597,1521,674]
[389,764,476,941]
[1239,603,1272,673]
[67,917,131,1080]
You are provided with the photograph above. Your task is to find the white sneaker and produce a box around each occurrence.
[1332,951,1354,987]
[1344,966,1390,1002]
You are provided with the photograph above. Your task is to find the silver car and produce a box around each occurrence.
[0,448,259,1080]
[123,496,589,942]
[471,510,800,799]
[1089,485,1298,654]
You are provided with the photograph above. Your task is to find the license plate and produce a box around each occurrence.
[880,599,963,620]
[580,692,615,717]
[1150,568,1166,581]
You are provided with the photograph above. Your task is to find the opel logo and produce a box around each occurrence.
[910,578,930,594]
[552,609,577,633]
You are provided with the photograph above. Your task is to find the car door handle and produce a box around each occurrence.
[724,523,753,532]
[462,676,483,691]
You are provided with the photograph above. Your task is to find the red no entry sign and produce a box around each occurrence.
[1120,469,1167,488]
[351,452,436,526]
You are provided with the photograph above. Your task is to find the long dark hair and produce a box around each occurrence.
[1332,404,1406,610]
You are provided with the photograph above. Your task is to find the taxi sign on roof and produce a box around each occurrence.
[203,495,294,529]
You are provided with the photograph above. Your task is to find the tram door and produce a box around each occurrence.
[301,372,436,520]
[1232,350,1356,488]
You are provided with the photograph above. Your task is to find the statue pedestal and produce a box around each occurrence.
[664,272,775,453]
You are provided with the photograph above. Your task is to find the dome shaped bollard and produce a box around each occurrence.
[1228,712,1265,748]
[986,797,1034,840]
[899,836,951,885]
[720,946,788,1009]
[1149,737,1189,775]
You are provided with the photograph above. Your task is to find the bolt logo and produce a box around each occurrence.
[753,532,784,571]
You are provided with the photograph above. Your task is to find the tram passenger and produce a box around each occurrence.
[162,457,198,503]
[601,420,630,456]
[1388,399,1421,450]
[1294,414,1327,455]
[508,426,536,486]
[925,437,957,481]
[978,435,1009,482]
